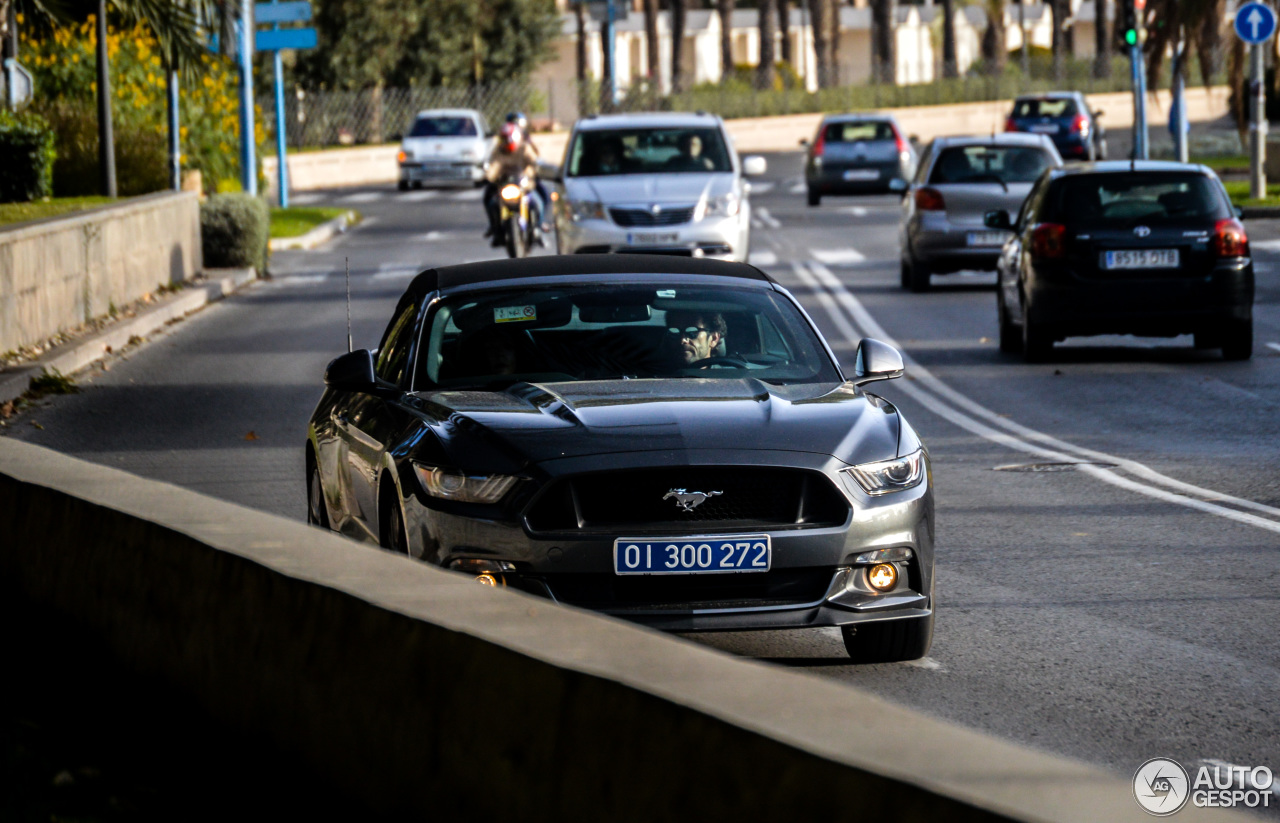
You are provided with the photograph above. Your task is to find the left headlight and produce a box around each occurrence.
[843,449,925,495]
[413,462,519,504]
[701,192,739,218]
[569,200,606,222]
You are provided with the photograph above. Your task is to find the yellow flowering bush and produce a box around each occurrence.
[22,15,263,194]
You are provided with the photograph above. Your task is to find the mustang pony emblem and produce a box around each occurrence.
[663,489,723,511]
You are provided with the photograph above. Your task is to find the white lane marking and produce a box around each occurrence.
[1249,239,1280,251]
[418,231,453,242]
[904,656,944,671]
[338,192,382,204]
[276,274,328,286]
[450,189,483,201]
[1267,342,1280,354]
[401,190,440,202]
[749,181,775,195]
[289,193,323,205]
[842,206,869,217]
[748,250,778,266]
[811,248,866,265]
[789,182,807,195]
[751,218,764,229]
[755,207,782,229]
[793,261,1280,535]
[372,268,418,281]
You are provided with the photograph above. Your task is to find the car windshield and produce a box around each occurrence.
[409,117,478,137]
[823,121,897,142]
[929,145,1054,185]
[567,127,732,176]
[416,284,839,387]
[1042,173,1231,225]
[1012,98,1078,118]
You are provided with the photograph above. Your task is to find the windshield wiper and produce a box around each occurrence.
[968,173,1009,192]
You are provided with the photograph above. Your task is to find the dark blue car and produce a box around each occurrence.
[1005,92,1107,162]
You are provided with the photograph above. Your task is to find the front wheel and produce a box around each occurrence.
[1022,316,1053,362]
[307,456,329,529]
[807,187,821,207]
[505,214,526,258]
[841,614,934,663]
[905,257,931,292]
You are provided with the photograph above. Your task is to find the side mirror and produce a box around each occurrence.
[799,138,810,147]
[853,339,904,386]
[984,210,1012,230]
[908,134,921,146]
[742,155,768,176]
[1093,109,1104,119]
[324,349,376,392]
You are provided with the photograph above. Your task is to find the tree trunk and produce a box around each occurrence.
[808,0,828,88]
[368,81,384,144]
[982,0,1006,72]
[778,0,792,65]
[1093,0,1111,77]
[1051,0,1065,81]
[824,0,839,85]
[95,1,117,198]
[718,0,736,78]
[575,2,586,82]
[643,0,659,82]
[671,0,687,92]
[942,0,957,77]
[758,0,778,89]
[871,0,896,84]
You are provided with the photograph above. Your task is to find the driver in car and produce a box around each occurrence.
[661,310,727,368]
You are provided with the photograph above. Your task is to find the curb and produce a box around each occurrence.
[268,211,357,251]
[0,267,257,406]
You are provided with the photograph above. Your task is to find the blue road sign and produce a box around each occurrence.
[256,27,317,52]
[255,1,311,24]
[1235,2,1276,44]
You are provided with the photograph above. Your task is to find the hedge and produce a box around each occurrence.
[0,109,56,203]
[201,194,270,274]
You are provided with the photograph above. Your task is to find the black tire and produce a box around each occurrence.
[412,180,423,190]
[397,180,410,192]
[841,614,934,663]
[1222,318,1253,361]
[900,258,911,289]
[906,257,931,292]
[381,487,410,554]
[306,453,329,529]
[505,214,526,259]
[998,290,1022,354]
[1022,316,1053,362]
[807,187,821,207]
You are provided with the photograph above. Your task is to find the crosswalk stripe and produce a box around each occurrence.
[339,192,383,204]
[277,274,328,286]
[748,250,778,266]
[290,193,323,205]
[811,248,866,265]
[401,190,440,202]
[450,189,483,201]
[749,181,775,195]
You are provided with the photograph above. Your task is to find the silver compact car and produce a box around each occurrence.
[802,113,916,205]
[553,113,767,262]
[397,108,491,189]
[900,134,1062,291]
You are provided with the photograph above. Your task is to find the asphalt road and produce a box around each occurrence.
[8,151,1280,805]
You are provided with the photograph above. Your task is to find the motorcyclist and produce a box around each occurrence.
[505,111,553,232]
[483,122,541,246]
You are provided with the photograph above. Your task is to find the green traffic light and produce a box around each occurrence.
[1125,29,1138,45]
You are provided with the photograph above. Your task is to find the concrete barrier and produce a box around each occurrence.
[0,191,202,354]
[0,437,1249,822]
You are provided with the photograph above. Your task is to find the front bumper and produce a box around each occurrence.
[399,161,483,185]
[907,213,1010,273]
[557,213,747,262]
[401,449,935,631]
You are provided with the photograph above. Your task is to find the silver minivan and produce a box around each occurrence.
[899,133,1061,291]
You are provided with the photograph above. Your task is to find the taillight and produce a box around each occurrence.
[813,130,826,157]
[915,187,945,211]
[1212,218,1249,257]
[1071,113,1090,136]
[892,127,908,155]
[1005,117,1017,133]
[1030,223,1067,259]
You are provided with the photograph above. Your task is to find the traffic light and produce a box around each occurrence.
[1121,0,1149,46]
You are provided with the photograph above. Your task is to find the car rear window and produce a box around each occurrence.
[1012,98,1078,118]
[1042,173,1231,224]
[566,127,732,176]
[409,117,478,137]
[928,145,1054,185]
[823,121,897,142]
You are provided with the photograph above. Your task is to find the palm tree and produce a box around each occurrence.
[1143,0,1231,126]
[981,0,1005,73]
[757,0,777,89]
[777,0,791,66]
[717,0,734,79]
[941,0,957,78]
[1051,0,1065,81]
[870,0,895,84]
[642,0,658,85]
[670,0,686,92]
[1093,0,1111,78]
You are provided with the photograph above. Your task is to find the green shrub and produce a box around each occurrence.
[0,109,56,203]
[201,194,270,274]
[35,102,168,197]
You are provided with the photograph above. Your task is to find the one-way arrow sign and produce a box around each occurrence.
[1235,2,1276,44]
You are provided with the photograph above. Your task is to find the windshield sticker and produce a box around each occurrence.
[657,289,676,298]
[495,305,537,323]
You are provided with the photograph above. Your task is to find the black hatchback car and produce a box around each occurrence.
[987,161,1253,361]
[306,256,935,662]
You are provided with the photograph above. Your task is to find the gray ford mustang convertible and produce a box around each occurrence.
[306,255,935,661]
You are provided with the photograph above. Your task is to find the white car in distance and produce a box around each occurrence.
[397,108,492,189]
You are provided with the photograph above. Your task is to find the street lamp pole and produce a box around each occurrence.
[239,0,257,195]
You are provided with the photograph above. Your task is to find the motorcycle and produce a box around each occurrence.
[497,175,539,259]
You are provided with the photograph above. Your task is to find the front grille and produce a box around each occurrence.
[543,568,836,612]
[524,466,849,535]
[610,206,696,227]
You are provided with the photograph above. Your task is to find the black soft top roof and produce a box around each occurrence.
[407,254,773,297]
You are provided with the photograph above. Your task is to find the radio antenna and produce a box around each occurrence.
[345,257,352,353]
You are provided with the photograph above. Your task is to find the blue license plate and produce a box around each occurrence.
[613,535,772,575]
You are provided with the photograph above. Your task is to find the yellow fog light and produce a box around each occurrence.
[475,572,502,587]
[500,183,522,201]
[867,563,898,592]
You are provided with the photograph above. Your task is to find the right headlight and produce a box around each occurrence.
[843,449,925,495]
[568,200,606,222]
[412,462,519,504]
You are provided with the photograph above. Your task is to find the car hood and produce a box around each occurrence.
[410,378,900,471]
[564,173,735,206]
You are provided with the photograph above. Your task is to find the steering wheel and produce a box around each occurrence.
[688,355,750,369]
